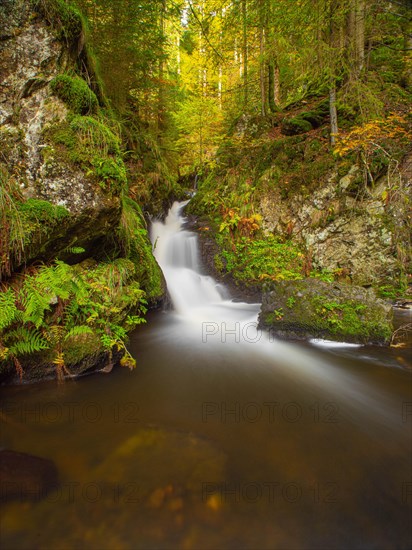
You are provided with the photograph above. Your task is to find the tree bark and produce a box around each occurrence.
[355,0,365,73]
[242,0,248,109]
[268,60,280,112]
[260,24,266,116]
[329,85,338,145]
[157,0,166,133]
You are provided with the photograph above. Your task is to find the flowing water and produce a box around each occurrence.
[0,202,411,550]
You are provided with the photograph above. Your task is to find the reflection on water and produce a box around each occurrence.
[0,203,411,549]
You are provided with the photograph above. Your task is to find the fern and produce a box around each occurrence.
[20,262,77,327]
[0,255,147,381]
[61,246,86,255]
[5,327,49,356]
[64,325,93,340]
[20,278,53,328]
[0,288,19,329]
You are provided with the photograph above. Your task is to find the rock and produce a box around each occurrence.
[259,162,408,286]
[281,116,313,136]
[258,278,393,345]
[394,300,412,310]
[0,0,122,277]
[94,427,227,500]
[0,323,126,384]
[0,449,58,502]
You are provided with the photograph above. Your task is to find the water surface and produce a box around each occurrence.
[0,202,411,549]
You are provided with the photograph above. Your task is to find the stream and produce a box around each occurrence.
[0,201,411,549]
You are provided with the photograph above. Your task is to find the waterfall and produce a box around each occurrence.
[150,201,403,433]
[151,201,224,314]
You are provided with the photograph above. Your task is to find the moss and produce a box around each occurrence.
[281,117,313,136]
[260,280,393,344]
[214,253,225,273]
[18,199,69,224]
[45,115,126,193]
[50,75,98,115]
[300,110,325,128]
[33,0,84,46]
[117,197,165,302]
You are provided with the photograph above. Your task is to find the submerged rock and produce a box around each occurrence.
[258,278,393,345]
[0,449,58,502]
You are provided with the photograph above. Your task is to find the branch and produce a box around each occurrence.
[187,1,224,62]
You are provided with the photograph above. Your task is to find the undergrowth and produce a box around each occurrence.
[0,258,146,381]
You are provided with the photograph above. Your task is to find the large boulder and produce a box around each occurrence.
[258,278,393,345]
[0,0,122,278]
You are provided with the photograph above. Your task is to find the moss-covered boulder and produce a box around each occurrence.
[0,0,123,277]
[50,74,98,115]
[258,278,393,345]
[281,116,313,136]
[0,1,166,384]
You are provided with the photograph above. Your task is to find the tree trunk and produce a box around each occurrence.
[355,0,365,73]
[242,0,248,109]
[329,1,340,145]
[329,84,338,145]
[157,0,166,134]
[268,60,280,112]
[260,24,266,116]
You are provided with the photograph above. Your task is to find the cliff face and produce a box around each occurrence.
[259,165,399,286]
[0,0,121,273]
[0,0,165,383]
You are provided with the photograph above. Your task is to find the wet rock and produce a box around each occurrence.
[0,344,125,385]
[0,450,58,502]
[258,278,393,345]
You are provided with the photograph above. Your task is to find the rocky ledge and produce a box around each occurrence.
[258,278,393,345]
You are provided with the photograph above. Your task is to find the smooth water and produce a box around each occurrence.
[0,202,411,550]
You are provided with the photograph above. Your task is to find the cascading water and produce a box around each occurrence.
[150,201,406,432]
[151,201,227,316]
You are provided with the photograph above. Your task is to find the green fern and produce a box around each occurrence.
[60,246,86,255]
[0,289,19,329]
[64,325,93,340]
[4,327,49,356]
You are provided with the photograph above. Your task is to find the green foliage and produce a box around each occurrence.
[0,289,19,330]
[2,196,70,277]
[0,258,147,380]
[50,74,98,115]
[215,233,305,286]
[0,164,25,279]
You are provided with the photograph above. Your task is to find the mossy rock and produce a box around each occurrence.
[33,0,84,47]
[44,115,126,193]
[50,75,98,115]
[299,109,327,129]
[258,278,393,345]
[117,197,166,304]
[281,117,313,136]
